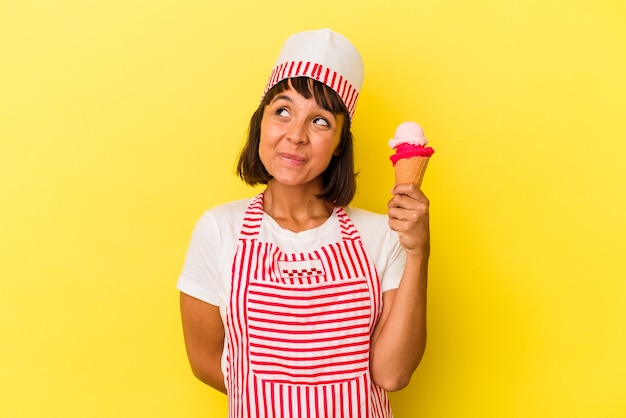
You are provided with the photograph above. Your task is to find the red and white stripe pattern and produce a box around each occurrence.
[264,61,360,120]
[248,277,371,385]
[225,194,393,417]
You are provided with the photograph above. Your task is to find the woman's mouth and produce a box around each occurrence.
[279,152,306,165]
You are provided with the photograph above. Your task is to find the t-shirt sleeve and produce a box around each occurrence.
[347,207,406,293]
[381,231,406,292]
[176,212,222,306]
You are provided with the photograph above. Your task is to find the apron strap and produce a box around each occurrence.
[336,206,362,242]
[238,193,265,240]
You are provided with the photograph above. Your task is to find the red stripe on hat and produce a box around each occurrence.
[312,64,319,80]
[338,77,346,97]
[287,61,295,77]
[345,87,355,109]
[341,87,354,118]
[323,68,330,85]
[347,92,358,118]
[272,64,280,85]
[265,66,278,92]
[268,67,276,89]
[278,63,287,81]
[295,61,303,77]
[272,65,282,86]
[272,67,279,85]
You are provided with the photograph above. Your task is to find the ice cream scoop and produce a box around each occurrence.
[389,121,434,187]
[388,121,428,149]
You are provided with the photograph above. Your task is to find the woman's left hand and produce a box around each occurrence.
[387,184,430,256]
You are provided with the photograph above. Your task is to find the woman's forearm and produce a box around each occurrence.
[370,251,428,392]
[180,292,228,394]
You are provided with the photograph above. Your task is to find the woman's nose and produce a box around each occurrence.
[286,120,307,144]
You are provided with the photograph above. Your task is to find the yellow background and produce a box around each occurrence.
[1,0,625,416]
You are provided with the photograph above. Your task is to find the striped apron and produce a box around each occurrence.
[225,194,393,418]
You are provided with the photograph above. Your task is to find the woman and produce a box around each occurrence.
[178,28,429,417]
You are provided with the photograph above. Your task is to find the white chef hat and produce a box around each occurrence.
[263,28,364,120]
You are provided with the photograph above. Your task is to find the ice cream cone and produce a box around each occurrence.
[394,156,430,187]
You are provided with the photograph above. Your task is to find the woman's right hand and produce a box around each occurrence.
[387,183,430,257]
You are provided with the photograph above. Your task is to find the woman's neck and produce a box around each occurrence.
[263,182,334,233]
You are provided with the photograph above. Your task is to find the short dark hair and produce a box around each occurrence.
[236,77,357,207]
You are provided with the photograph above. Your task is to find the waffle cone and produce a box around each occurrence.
[394,156,430,187]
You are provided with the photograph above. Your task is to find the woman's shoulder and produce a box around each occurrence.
[194,197,253,233]
[344,206,390,236]
[344,206,387,223]
[205,198,251,217]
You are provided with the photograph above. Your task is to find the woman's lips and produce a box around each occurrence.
[279,152,306,165]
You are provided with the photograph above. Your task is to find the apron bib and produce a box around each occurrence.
[226,194,393,418]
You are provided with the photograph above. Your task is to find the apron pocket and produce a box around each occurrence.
[247,277,371,385]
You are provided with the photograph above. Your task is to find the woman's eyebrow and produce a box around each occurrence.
[272,94,294,103]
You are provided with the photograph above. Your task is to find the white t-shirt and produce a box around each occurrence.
[177,198,406,322]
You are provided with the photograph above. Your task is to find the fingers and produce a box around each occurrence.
[388,184,430,252]
[390,184,429,206]
[388,184,429,212]
[388,206,429,232]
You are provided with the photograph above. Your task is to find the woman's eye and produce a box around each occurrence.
[275,108,289,117]
[313,117,330,127]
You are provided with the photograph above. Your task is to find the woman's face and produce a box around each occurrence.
[259,86,344,188]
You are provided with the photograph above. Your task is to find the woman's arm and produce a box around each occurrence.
[370,184,430,392]
[179,292,227,393]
